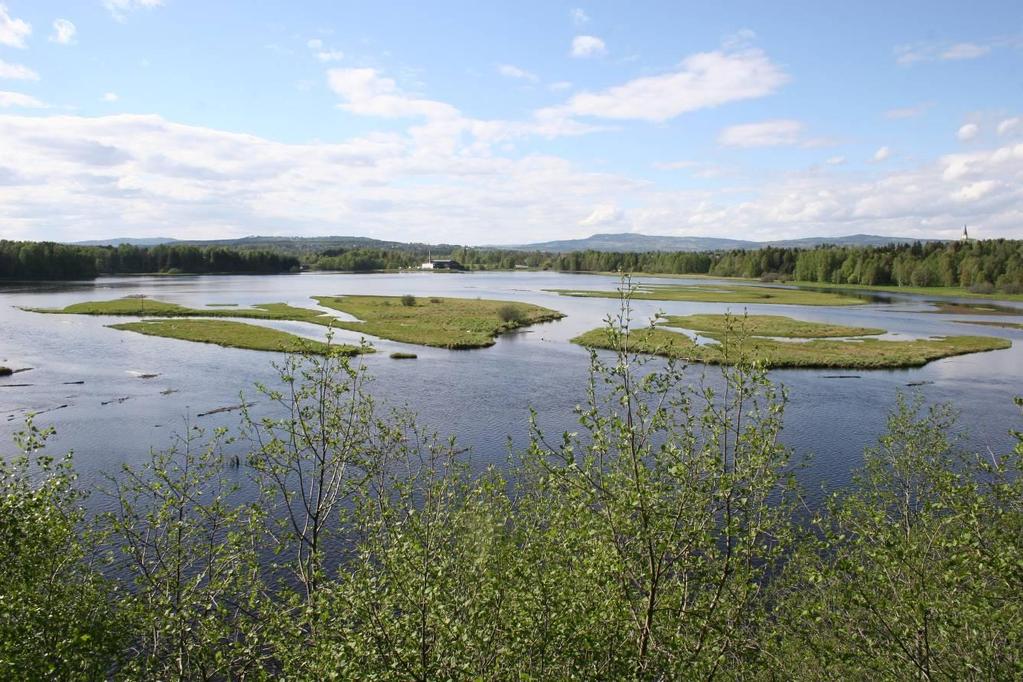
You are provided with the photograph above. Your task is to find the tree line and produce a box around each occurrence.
[2,311,1021,679]
[0,241,300,280]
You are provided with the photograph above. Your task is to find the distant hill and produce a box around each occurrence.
[498,232,939,253]
[73,237,179,247]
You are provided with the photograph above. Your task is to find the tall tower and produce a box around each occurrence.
[961,225,969,241]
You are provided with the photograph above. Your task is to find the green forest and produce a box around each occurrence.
[2,320,1021,679]
[0,241,300,280]
[3,238,1022,294]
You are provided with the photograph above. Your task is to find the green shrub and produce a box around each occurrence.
[0,367,11,377]
[389,352,418,359]
[400,294,416,307]
[496,304,525,324]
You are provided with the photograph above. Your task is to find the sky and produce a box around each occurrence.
[0,1,1021,245]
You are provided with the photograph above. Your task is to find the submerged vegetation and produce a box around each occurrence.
[2,296,1021,679]
[109,320,365,355]
[953,319,1023,330]
[550,282,864,305]
[30,294,564,350]
[313,294,564,348]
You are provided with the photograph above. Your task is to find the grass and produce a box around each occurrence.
[389,352,418,359]
[548,283,864,306]
[952,320,1023,331]
[313,295,565,349]
[788,280,1023,302]
[572,326,1011,369]
[659,314,883,338]
[30,298,335,324]
[927,301,1022,316]
[109,320,365,355]
[31,294,565,350]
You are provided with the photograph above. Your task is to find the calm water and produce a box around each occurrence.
[2,271,1021,510]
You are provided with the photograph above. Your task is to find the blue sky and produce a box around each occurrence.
[1,1,1021,243]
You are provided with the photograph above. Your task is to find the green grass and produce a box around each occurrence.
[788,280,1023,302]
[548,283,864,306]
[313,295,564,349]
[109,319,365,355]
[927,301,1022,316]
[30,298,335,324]
[572,326,1011,369]
[952,320,1023,331]
[659,314,883,338]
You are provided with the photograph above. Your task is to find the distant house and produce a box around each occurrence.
[420,259,465,270]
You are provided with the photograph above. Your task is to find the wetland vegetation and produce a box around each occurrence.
[549,282,865,305]
[658,313,884,338]
[109,320,364,355]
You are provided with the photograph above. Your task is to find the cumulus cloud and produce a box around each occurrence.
[872,146,891,162]
[896,39,999,65]
[941,43,991,60]
[50,18,76,45]
[547,48,787,122]
[328,68,459,120]
[0,59,38,81]
[957,123,979,141]
[0,91,44,108]
[997,117,1020,136]
[571,35,606,58]
[103,0,163,21]
[497,64,538,82]
[0,4,31,48]
[579,203,623,227]
[718,119,804,147]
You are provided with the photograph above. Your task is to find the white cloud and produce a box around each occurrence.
[718,119,804,147]
[0,4,31,48]
[0,91,44,108]
[896,39,997,65]
[0,59,38,81]
[547,48,787,123]
[571,35,606,58]
[327,68,459,120]
[957,123,979,141]
[497,64,538,82]
[885,102,933,119]
[997,117,1020,136]
[952,180,997,202]
[307,38,343,62]
[579,203,622,227]
[941,42,991,60]
[49,18,76,45]
[826,156,846,165]
[872,146,891,162]
[548,80,572,92]
[103,92,119,102]
[571,8,589,25]
[103,0,163,21]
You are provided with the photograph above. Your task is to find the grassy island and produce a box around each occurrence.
[548,283,864,306]
[109,320,365,355]
[31,294,565,351]
[572,313,1011,369]
[928,301,1022,316]
[660,314,884,338]
[952,319,1023,331]
[313,295,564,348]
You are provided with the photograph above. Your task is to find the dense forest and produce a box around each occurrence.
[0,241,300,280]
[2,327,1021,679]
[3,238,1022,293]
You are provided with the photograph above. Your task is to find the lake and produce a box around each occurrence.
[2,271,1021,511]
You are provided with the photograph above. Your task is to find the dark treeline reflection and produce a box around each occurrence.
[2,304,1021,680]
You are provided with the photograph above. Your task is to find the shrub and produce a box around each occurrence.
[389,352,418,359]
[400,294,416,307]
[968,281,995,294]
[0,367,11,377]
[496,304,525,324]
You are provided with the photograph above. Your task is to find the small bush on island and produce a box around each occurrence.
[496,303,526,324]
[389,352,417,359]
[0,367,11,377]
[400,294,416,306]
